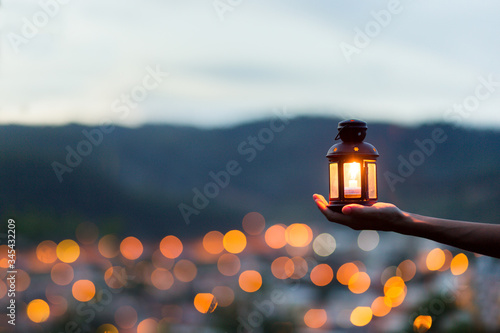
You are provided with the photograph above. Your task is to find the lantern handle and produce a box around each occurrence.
[334,126,344,141]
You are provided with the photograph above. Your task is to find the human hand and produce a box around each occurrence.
[312,194,409,232]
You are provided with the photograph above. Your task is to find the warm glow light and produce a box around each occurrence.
[313,233,336,257]
[344,162,361,198]
[413,315,432,333]
[72,280,95,302]
[217,253,241,276]
[384,276,405,299]
[426,248,445,271]
[96,323,118,333]
[115,305,138,329]
[285,223,313,247]
[98,234,120,258]
[137,318,158,333]
[104,266,128,289]
[0,245,11,268]
[450,253,469,275]
[212,286,235,307]
[271,256,294,280]
[160,235,183,259]
[438,249,453,271]
[120,236,143,260]
[238,270,262,293]
[310,264,334,287]
[173,259,197,282]
[27,299,50,323]
[337,262,359,285]
[396,259,417,281]
[203,231,224,254]
[371,296,392,317]
[242,212,266,235]
[56,239,80,263]
[51,263,74,286]
[194,293,218,313]
[348,272,371,294]
[289,256,308,279]
[304,309,327,329]
[36,240,58,264]
[223,230,247,254]
[350,306,373,327]
[265,224,287,249]
[151,268,174,290]
[75,221,99,245]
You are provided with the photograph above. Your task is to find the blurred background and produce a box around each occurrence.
[1,1,500,332]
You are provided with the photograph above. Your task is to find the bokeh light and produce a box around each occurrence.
[98,234,120,258]
[120,236,143,260]
[104,266,128,289]
[350,306,373,327]
[348,272,371,294]
[160,235,183,259]
[56,239,80,263]
[194,293,218,313]
[310,264,334,287]
[396,259,417,282]
[203,231,224,254]
[304,309,327,328]
[413,315,432,333]
[0,245,11,268]
[75,221,99,245]
[312,233,336,257]
[212,286,235,307]
[72,280,95,302]
[265,224,287,249]
[36,240,58,264]
[27,299,50,323]
[337,262,359,285]
[357,230,379,251]
[115,305,138,329]
[174,259,197,282]
[239,270,262,293]
[96,324,118,333]
[151,268,174,290]
[223,230,247,254]
[426,248,445,271]
[371,296,392,317]
[217,253,241,276]
[271,256,293,280]
[16,269,31,292]
[137,318,158,333]
[51,263,74,286]
[285,223,313,247]
[242,212,266,235]
[450,253,469,275]
[289,256,308,279]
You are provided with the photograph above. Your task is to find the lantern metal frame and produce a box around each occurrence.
[326,119,379,213]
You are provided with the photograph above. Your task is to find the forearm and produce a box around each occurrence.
[397,212,500,259]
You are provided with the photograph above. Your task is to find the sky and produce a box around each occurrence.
[1,0,500,129]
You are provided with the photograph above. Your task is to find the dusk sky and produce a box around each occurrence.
[1,0,499,128]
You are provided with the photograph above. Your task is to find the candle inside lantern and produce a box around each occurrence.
[344,162,361,198]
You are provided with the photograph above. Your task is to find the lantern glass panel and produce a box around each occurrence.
[367,162,377,199]
[343,162,361,198]
[329,162,339,200]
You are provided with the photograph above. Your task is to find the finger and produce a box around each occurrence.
[312,193,328,205]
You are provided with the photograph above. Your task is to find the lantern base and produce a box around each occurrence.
[328,201,376,214]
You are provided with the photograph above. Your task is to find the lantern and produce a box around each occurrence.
[326,119,379,213]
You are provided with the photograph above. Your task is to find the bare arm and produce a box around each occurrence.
[313,194,500,259]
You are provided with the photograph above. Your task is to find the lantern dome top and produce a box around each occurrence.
[326,119,379,158]
[336,119,368,142]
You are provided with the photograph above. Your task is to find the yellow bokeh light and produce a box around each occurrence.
[72,280,95,302]
[194,293,218,313]
[426,248,445,271]
[238,270,262,293]
[450,253,469,276]
[137,318,158,333]
[173,259,197,282]
[223,230,247,254]
[36,240,58,264]
[413,315,432,333]
[310,264,334,287]
[304,309,327,329]
[285,223,313,247]
[27,299,50,323]
[96,323,118,333]
[242,212,266,235]
[160,235,183,259]
[151,268,174,290]
[264,224,287,249]
[120,236,143,260]
[384,276,405,299]
[350,306,373,327]
[0,245,11,268]
[56,239,80,263]
[203,231,225,254]
[337,262,359,285]
[98,234,120,258]
[217,253,241,277]
[51,263,74,286]
[371,296,392,317]
[212,286,235,307]
[348,272,371,294]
